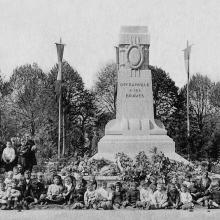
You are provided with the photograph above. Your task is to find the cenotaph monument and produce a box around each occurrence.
[94,26,187,163]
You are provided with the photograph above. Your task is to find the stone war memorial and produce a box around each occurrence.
[94,26,188,163]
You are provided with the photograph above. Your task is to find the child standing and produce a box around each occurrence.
[152,184,168,209]
[4,171,14,189]
[2,141,16,172]
[17,139,30,172]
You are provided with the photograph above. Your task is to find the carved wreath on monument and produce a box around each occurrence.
[126,45,144,69]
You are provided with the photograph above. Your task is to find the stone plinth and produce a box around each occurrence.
[93,26,188,164]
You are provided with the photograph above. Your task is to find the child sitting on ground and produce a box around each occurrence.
[207,180,220,209]
[84,182,98,209]
[0,182,7,210]
[22,170,36,209]
[138,182,153,209]
[108,184,115,204]
[123,182,140,208]
[167,184,180,209]
[46,175,64,204]
[112,182,124,209]
[179,184,194,210]
[70,181,86,209]
[188,179,200,202]
[36,172,47,203]
[152,184,168,209]
[96,181,112,210]
[196,171,211,206]
[62,176,75,204]
[6,178,21,210]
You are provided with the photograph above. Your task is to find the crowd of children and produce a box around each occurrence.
[0,163,220,211]
[1,137,220,211]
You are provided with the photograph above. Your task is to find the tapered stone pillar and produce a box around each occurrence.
[94,26,188,163]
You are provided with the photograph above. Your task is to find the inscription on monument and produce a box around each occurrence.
[120,82,149,98]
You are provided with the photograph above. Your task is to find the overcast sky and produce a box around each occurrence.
[0,0,220,88]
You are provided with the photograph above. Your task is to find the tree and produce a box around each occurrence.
[7,63,48,136]
[149,66,179,122]
[93,62,117,117]
[0,75,13,142]
[210,81,220,109]
[189,73,215,131]
[48,61,96,156]
[165,87,188,157]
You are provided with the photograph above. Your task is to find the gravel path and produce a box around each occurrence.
[1,209,220,220]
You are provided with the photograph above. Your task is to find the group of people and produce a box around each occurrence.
[1,135,220,211]
[0,163,220,211]
[0,134,37,173]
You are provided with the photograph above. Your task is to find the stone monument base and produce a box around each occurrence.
[93,135,188,163]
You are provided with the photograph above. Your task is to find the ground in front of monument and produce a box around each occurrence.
[2,209,220,220]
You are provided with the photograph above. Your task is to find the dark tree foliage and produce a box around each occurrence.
[149,65,179,122]
[48,61,96,157]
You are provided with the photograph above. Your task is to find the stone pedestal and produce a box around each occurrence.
[94,26,187,163]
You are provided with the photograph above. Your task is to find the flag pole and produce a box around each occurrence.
[183,40,192,161]
[186,40,190,161]
[62,107,65,156]
[114,46,119,113]
[56,38,65,159]
[58,63,62,159]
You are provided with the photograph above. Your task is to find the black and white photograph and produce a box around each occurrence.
[0,0,220,219]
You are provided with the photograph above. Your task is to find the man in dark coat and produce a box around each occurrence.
[25,134,37,172]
